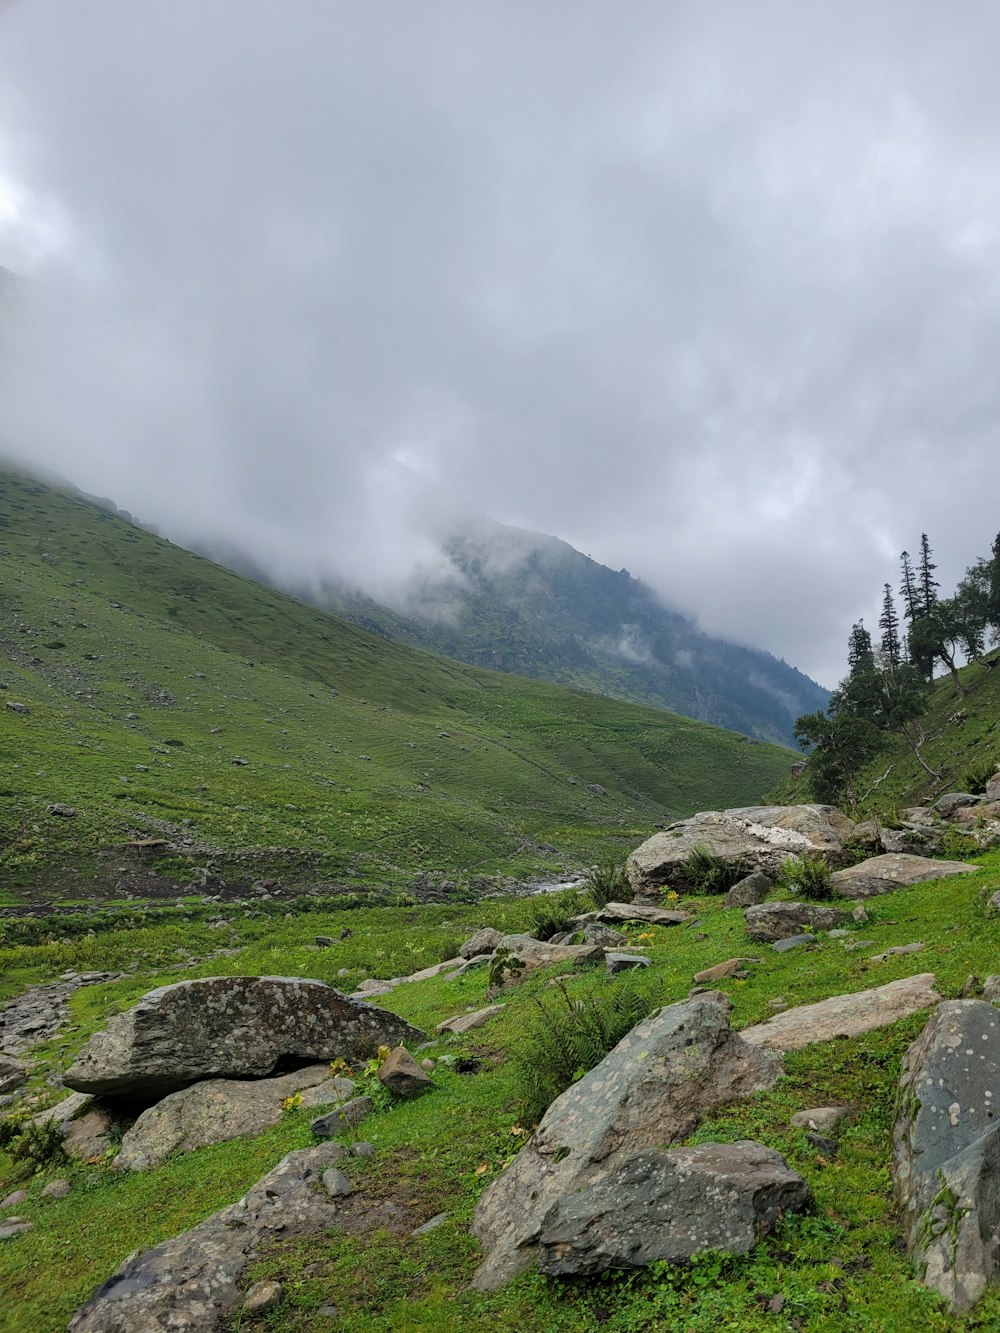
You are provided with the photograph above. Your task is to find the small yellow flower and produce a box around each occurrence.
[474,1163,490,1176]
[377,1045,391,1063]
[282,1092,303,1112]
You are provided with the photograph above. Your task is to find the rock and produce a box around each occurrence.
[350,1141,374,1158]
[844,819,883,852]
[46,803,77,817]
[68,1144,344,1332]
[32,1091,94,1128]
[893,1000,1000,1313]
[627,805,857,897]
[471,996,783,1290]
[495,935,605,981]
[0,1221,33,1241]
[790,1107,850,1133]
[412,1212,448,1236]
[321,1167,352,1198]
[1,1190,28,1209]
[984,976,1000,1004]
[378,1047,434,1098]
[724,870,772,909]
[41,1178,71,1199]
[986,773,1000,801]
[868,942,925,963]
[5,701,29,714]
[435,1005,505,1036]
[311,1098,373,1137]
[805,1132,837,1155]
[64,976,423,1097]
[934,793,981,816]
[243,1281,282,1314]
[771,935,814,953]
[986,890,1000,916]
[315,936,334,947]
[687,989,733,1011]
[741,974,942,1052]
[582,923,628,948]
[0,1056,27,1095]
[534,1141,810,1278]
[744,901,853,943]
[605,953,651,975]
[459,928,504,959]
[830,854,978,900]
[693,958,749,983]
[115,1065,352,1170]
[64,1107,115,1162]
[569,902,691,928]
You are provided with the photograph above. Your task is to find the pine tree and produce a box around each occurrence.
[847,620,874,674]
[878,583,901,666]
[918,533,939,611]
[899,550,921,622]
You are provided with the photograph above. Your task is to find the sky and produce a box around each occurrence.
[2,2,1000,688]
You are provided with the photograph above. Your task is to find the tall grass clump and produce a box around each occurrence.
[527,887,591,941]
[776,853,835,900]
[512,978,660,1122]
[962,758,999,795]
[583,860,632,908]
[682,843,746,894]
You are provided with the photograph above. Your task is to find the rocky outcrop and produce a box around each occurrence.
[743,901,853,943]
[64,976,423,1097]
[535,1142,809,1277]
[741,974,942,1052]
[472,996,783,1290]
[496,935,605,977]
[459,928,504,960]
[830,854,978,900]
[627,805,856,898]
[68,1144,346,1331]
[114,1065,353,1171]
[893,1000,1000,1313]
[568,902,691,928]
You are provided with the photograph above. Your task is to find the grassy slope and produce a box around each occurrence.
[0,469,793,898]
[2,857,999,1331]
[777,652,1000,816]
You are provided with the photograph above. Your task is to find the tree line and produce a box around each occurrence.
[794,532,1000,808]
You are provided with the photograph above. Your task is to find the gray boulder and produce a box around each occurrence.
[115,1066,353,1170]
[742,974,942,1052]
[986,773,1000,801]
[627,805,856,898]
[605,953,650,975]
[378,1047,434,1098]
[569,902,691,928]
[536,1142,809,1277]
[743,901,853,943]
[893,1001,1000,1313]
[64,976,423,1097]
[582,923,628,948]
[831,854,977,900]
[984,976,1000,1004]
[724,870,772,909]
[435,1005,506,1036]
[934,793,981,817]
[472,996,783,1290]
[68,1144,345,1332]
[0,1057,27,1096]
[311,1097,373,1136]
[459,928,503,960]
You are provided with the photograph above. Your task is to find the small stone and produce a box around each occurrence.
[771,934,814,953]
[412,1212,448,1236]
[0,1190,28,1209]
[983,975,1000,1004]
[843,938,876,952]
[322,1167,352,1198]
[693,958,748,983]
[768,1293,786,1314]
[960,975,980,998]
[605,952,651,975]
[311,1099,372,1137]
[243,1280,282,1314]
[0,1221,34,1241]
[315,936,334,947]
[724,870,772,909]
[804,1132,838,1155]
[790,1107,850,1134]
[435,1005,505,1036]
[582,923,628,948]
[378,1047,434,1098]
[41,1179,71,1199]
[868,942,925,963]
[350,1141,375,1158]
[47,803,77,817]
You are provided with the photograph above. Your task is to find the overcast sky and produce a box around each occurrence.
[2,3,1000,687]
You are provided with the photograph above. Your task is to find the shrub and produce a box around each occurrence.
[0,1113,66,1167]
[938,828,981,861]
[583,860,632,908]
[512,978,660,1123]
[527,887,591,941]
[776,854,835,900]
[682,844,746,894]
[962,759,999,796]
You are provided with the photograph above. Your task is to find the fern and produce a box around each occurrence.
[682,843,747,894]
[775,854,835,900]
[583,860,632,908]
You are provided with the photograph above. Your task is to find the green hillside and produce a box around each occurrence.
[0,468,795,901]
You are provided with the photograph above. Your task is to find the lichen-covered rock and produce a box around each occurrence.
[68,1144,345,1331]
[893,1001,1000,1313]
[535,1141,809,1277]
[723,870,772,909]
[741,974,942,1052]
[831,854,977,900]
[743,901,853,943]
[64,976,423,1097]
[459,928,503,960]
[569,902,691,928]
[472,996,782,1290]
[627,805,856,898]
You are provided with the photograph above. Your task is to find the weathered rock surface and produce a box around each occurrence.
[459,928,504,960]
[435,1005,506,1036]
[0,972,120,1056]
[497,935,605,977]
[472,996,783,1290]
[311,1097,373,1136]
[741,974,942,1052]
[349,957,464,1000]
[569,902,691,928]
[605,953,650,975]
[68,1144,345,1332]
[790,1106,850,1133]
[893,1000,1000,1313]
[64,976,423,1097]
[934,793,981,816]
[743,901,853,943]
[115,1065,352,1170]
[724,870,772,909]
[535,1141,809,1277]
[64,1107,115,1162]
[378,1047,434,1098]
[627,805,857,897]
[0,1056,27,1095]
[693,958,749,983]
[830,854,978,900]
[984,976,1000,1004]
[582,923,628,948]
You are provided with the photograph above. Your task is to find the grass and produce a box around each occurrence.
[0,466,794,899]
[3,852,1000,1331]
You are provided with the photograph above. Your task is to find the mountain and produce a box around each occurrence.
[0,466,795,900]
[303,519,829,748]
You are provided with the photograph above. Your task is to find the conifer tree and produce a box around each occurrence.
[879,583,901,666]
[918,533,939,611]
[846,620,874,674]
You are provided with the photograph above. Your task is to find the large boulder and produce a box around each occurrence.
[64,976,424,1097]
[741,974,942,1052]
[114,1065,353,1171]
[893,1000,1000,1313]
[627,805,856,899]
[830,854,978,901]
[568,902,691,928]
[459,928,503,960]
[0,1056,27,1096]
[68,1144,345,1331]
[472,996,783,1290]
[535,1142,809,1277]
[743,901,853,943]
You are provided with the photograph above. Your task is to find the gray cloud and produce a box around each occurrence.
[2,2,1000,686]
